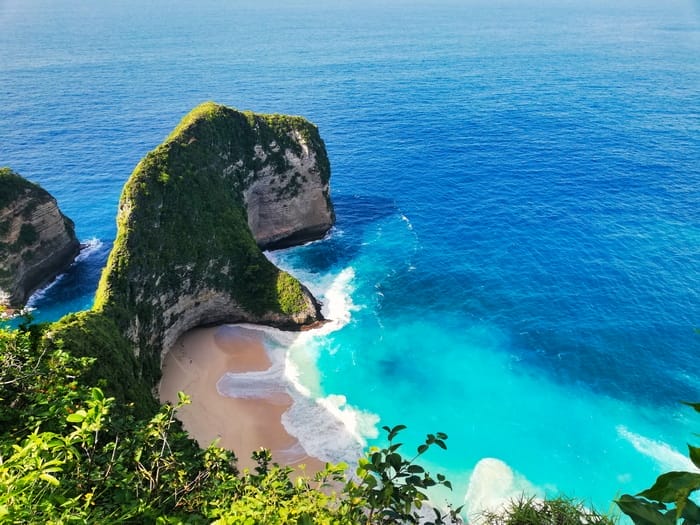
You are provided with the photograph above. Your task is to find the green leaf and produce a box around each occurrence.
[638,471,700,503]
[388,424,407,441]
[688,445,700,470]
[417,444,429,455]
[363,474,377,489]
[682,402,700,414]
[616,495,673,525]
[388,453,402,471]
[91,388,104,401]
[298,513,314,525]
[66,410,86,423]
[39,473,60,486]
[680,498,700,523]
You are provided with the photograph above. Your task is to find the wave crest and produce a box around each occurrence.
[464,458,542,520]
[217,266,378,466]
[26,237,104,307]
[617,425,698,473]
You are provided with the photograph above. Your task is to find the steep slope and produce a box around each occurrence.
[93,102,333,381]
[0,168,80,308]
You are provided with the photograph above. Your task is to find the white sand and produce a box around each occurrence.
[159,325,324,473]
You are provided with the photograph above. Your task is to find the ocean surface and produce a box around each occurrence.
[2,0,700,517]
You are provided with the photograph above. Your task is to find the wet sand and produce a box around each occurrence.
[159,325,324,473]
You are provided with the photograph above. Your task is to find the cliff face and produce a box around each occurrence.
[94,103,333,375]
[244,126,334,249]
[0,168,80,308]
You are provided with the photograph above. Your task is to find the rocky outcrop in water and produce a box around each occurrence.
[0,168,80,308]
[94,102,333,376]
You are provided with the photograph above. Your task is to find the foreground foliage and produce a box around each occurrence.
[1,317,619,524]
[478,496,616,525]
[617,403,700,525]
[0,321,462,524]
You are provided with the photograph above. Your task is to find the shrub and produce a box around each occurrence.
[617,402,700,525]
[479,495,616,525]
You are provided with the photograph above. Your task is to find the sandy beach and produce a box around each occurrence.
[159,325,325,473]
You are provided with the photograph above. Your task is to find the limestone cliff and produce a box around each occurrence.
[243,126,334,249]
[0,167,80,308]
[94,102,333,379]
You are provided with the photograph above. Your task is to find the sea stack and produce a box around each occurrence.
[94,102,334,369]
[0,167,80,309]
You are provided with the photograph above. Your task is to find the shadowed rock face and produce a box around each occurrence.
[244,126,334,249]
[244,131,334,249]
[94,102,333,367]
[0,168,80,308]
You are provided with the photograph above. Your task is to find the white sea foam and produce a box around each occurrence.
[25,273,67,307]
[617,425,698,472]
[216,365,289,404]
[315,266,359,332]
[463,458,542,521]
[75,237,104,262]
[216,266,379,466]
[282,393,379,464]
[26,237,104,307]
[217,335,379,465]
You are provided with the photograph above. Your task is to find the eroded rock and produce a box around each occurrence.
[0,168,80,308]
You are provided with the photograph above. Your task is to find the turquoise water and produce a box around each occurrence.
[2,0,700,516]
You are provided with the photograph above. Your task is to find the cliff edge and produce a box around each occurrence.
[93,102,333,380]
[0,167,80,308]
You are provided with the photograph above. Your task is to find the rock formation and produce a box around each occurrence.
[244,127,334,249]
[0,167,80,308]
[93,102,334,378]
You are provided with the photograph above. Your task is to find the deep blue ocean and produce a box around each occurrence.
[2,0,700,517]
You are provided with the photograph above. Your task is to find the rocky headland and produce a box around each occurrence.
[45,102,334,408]
[0,167,80,309]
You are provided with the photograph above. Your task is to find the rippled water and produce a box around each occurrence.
[2,0,699,515]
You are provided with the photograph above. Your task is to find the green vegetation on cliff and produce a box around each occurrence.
[0,167,41,209]
[88,102,327,390]
[95,102,314,317]
[48,311,156,417]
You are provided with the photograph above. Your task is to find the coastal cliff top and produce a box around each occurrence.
[0,167,51,208]
[95,102,329,318]
[92,102,331,385]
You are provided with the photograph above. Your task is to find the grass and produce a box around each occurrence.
[477,495,617,525]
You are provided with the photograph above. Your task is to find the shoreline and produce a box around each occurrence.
[158,325,325,473]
